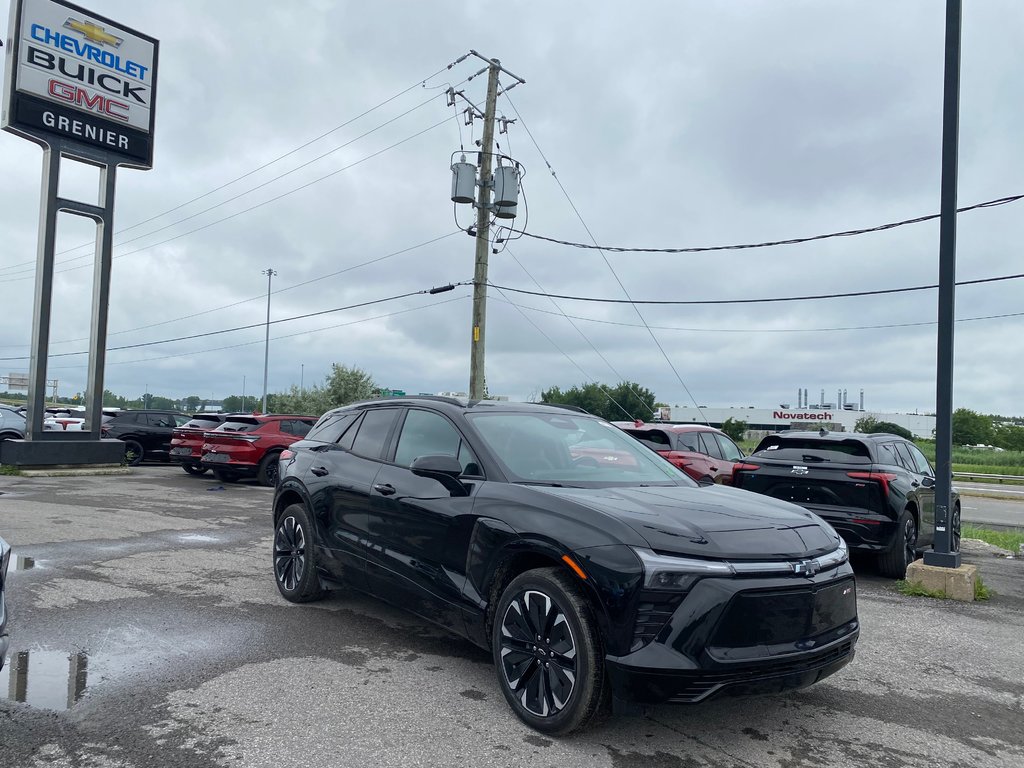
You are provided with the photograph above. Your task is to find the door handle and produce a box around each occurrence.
[709,466,719,472]
[311,466,329,477]
[911,480,920,487]
[373,483,396,496]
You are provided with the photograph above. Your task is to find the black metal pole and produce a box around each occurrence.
[923,0,962,569]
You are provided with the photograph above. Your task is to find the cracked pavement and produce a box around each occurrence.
[1,467,1022,767]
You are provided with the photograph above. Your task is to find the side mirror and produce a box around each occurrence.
[921,475,936,489]
[410,454,468,496]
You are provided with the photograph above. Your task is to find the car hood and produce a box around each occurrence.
[531,484,839,560]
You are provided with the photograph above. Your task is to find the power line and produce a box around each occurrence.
[0,115,455,285]
[0,59,468,275]
[49,295,469,372]
[0,283,468,362]
[0,230,463,350]
[506,194,1024,254]
[490,294,1024,333]
[502,90,709,423]
[486,271,1024,306]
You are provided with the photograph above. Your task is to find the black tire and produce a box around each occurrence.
[274,504,324,603]
[878,509,918,579]
[492,567,607,735]
[952,503,962,552]
[123,439,144,466]
[257,452,281,487]
[212,468,238,483]
[183,464,207,476]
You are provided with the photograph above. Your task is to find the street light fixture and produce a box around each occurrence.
[261,268,277,414]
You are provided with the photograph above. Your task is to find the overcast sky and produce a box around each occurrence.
[1,0,1021,417]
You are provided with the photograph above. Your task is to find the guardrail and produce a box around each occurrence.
[953,471,1024,484]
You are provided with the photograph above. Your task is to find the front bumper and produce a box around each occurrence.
[605,564,859,704]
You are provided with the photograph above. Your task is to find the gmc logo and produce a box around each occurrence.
[48,79,129,121]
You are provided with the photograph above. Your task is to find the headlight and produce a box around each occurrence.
[633,548,732,590]
[633,537,849,589]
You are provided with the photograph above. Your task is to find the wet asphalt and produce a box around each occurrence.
[1,467,1022,768]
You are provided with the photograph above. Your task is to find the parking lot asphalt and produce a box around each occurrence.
[1,467,1023,768]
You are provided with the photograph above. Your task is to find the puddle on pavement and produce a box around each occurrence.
[178,534,221,543]
[0,649,89,710]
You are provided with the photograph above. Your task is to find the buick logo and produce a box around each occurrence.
[793,560,820,577]
[791,466,809,475]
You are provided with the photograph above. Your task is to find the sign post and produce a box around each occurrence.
[1,0,158,466]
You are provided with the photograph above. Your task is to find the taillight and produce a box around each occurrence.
[280,449,295,461]
[731,462,759,484]
[846,471,898,498]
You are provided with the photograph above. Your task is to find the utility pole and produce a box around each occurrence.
[468,60,501,401]
[261,268,277,414]
[300,363,304,394]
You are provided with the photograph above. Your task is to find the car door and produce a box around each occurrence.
[902,442,937,543]
[364,407,483,633]
[305,409,399,586]
[712,433,744,483]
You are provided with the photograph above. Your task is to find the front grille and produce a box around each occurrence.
[711,579,857,647]
[668,640,855,703]
[631,591,685,652]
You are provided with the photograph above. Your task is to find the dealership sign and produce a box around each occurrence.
[2,0,158,167]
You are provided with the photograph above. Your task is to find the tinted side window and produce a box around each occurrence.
[674,431,701,452]
[698,433,723,459]
[876,442,901,467]
[146,413,176,428]
[395,410,462,467]
[351,409,399,459]
[893,442,917,472]
[715,433,743,462]
[906,444,934,476]
[292,420,314,437]
[307,413,357,443]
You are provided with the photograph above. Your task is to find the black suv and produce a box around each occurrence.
[732,431,960,579]
[101,410,190,465]
[272,397,858,734]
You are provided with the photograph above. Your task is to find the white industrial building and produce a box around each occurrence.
[658,387,936,438]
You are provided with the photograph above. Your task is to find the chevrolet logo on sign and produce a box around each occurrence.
[63,18,123,48]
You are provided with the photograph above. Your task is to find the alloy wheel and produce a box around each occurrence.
[274,515,306,592]
[903,516,918,566]
[499,589,577,717]
[952,506,962,551]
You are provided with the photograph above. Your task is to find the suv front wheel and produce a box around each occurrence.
[492,567,607,734]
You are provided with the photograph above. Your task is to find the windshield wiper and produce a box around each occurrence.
[802,454,829,463]
[518,481,575,488]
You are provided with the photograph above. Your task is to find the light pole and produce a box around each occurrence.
[261,268,276,414]
[300,363,304,394]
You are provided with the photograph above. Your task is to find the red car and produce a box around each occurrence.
[614,420,745,485]
[200,414,316,486]
[169,414,236,476]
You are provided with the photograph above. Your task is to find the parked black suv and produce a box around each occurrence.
[731,431,960,579]
[101,410,190,465]
[272,397,858,734]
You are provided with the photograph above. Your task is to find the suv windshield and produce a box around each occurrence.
[468,411,694,487]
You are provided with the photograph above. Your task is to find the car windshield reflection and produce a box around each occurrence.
[467,412,695,487]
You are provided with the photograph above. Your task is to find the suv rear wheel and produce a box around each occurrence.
[274,504,324,603]
[878,509,917,579]
[123,439,144,466]
[258,452,281,487]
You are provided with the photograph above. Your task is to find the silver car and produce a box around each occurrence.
[0,405,26,441]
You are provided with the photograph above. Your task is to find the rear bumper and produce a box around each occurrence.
[810,510,899,552]
[605,564,860,705]
[200,458,258,476]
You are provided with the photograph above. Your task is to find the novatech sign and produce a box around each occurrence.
[2,0,158,168]
[773,411,834,420]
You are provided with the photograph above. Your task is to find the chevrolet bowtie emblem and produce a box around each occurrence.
[64,18,123,48]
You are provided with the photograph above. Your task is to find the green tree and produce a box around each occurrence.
[541,381,655,422]
[854,415,879,433]
[869,421,913,440]
[270,364,377,417]
[720,417,748,442]
[184,395,203,413]
[992,422,1024,452]
[951,408,994,446]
